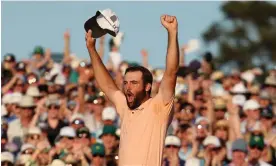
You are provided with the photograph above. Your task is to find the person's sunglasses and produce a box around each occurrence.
[211,147,221,151]
[216,126,228,131]
[93,154,105,158]
[22,149,34,155]
[48,105,60,110]
[61,136,74,140]
[77,133,90,139]
[250,145,263,151]
[29,134,40,140]
[214,108,227,112]
[165,145,179,148]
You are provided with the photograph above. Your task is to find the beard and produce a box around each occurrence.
[125,89,147,110]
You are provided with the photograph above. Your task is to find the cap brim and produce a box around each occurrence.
[84,11,107,38]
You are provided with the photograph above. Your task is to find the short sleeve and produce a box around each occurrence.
[152,92,174,116]
[112,90,128,118]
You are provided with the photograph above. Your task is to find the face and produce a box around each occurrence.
[92,154,105,166]
[71,119,85,130]
[261,117,273,128]
[102,134,116,149]
[215,108,227,120]
[232,150,246,165]
[37,150,50,165]
[177,105,195,123]
[179,127,193,145]
[26,134,41,146]
[20,107,34,118]
[165,145,180,155]
[123,71,148,110]
[47,105,59,119]
[249,145,263,160]
[246,109,260,121]
[215,127,228,141]
[76,132,90,146]
[196,121,209,139]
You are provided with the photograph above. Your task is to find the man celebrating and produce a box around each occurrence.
[85,15,179,166]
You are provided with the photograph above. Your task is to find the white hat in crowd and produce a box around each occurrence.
[26,86,42,97]
[27,126,42,135]
[243,99,260,111]
[102,106,117,121]
[59,126,76,138]
[195,116,210,125]
[165,135,181,147]
[19,95,36,108]
[20,143,36,152]
[1,151,14,163]
[203,135,221,147]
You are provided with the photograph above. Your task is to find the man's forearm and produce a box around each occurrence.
[165,32,179,75]
[88,48,118,96]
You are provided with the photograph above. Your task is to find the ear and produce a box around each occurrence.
[145,83,151,92]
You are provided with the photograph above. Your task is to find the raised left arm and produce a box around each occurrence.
[158,15,179,105]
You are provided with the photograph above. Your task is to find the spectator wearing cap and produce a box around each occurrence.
[26,86,44,103]
[2,92,22,123]
[91,143,107,166]
[241,99,261,133]
[248,134,272,166]
[175,124,193,161]
[213,120,230,144]
[7,95,36,148]
[201,135,227,166]
[228,139,248,166]
[70,113,86,130]
[1,151,14,166]
[41,95,67,146]
[259,91,271,109]
[26,72,39,86]
[99,125,119,166]
[213,98,227,121]
[51,126,76,159]
[83,95,106,133]
[176,102,196,125]
[260,108,275,137]
[195,117,210,142]
[25,127,42,146]
[162,135,185,166]
[76,127,91,147]
[16,61,27,75]
[29,46,52,75]
[2,53,16,85]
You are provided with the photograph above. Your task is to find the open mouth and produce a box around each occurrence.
[126,92,134,102]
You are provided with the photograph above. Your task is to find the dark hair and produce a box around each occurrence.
[125,66,153,95]
[178,123,191,133]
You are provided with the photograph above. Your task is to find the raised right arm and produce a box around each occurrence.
[85,30,123,106]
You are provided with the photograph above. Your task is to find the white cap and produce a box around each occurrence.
[102,106,117,121]
[195,116,210,125]
[19,95,35,108]
[51,159,66,166]
[165,135,181,147]
[10,92,23,104]
[2,93,13,104]
[59,126,76,137]
[17,154,32,165]
[232,95,246,106]
[70,113,85,122]
[241,71,255,83]
[27,127,42,135]
[203,135,221,147]
[231,82,248,94]
[243,99,260,111]
[20,143,36,152]
[97,9,120,36]
[26,86,42,97]
[1,151,14,163]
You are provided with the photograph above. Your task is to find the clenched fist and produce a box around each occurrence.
[161,15,178,33]
[85,30,96,51]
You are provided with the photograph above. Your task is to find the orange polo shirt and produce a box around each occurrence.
[113,91,174,166]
